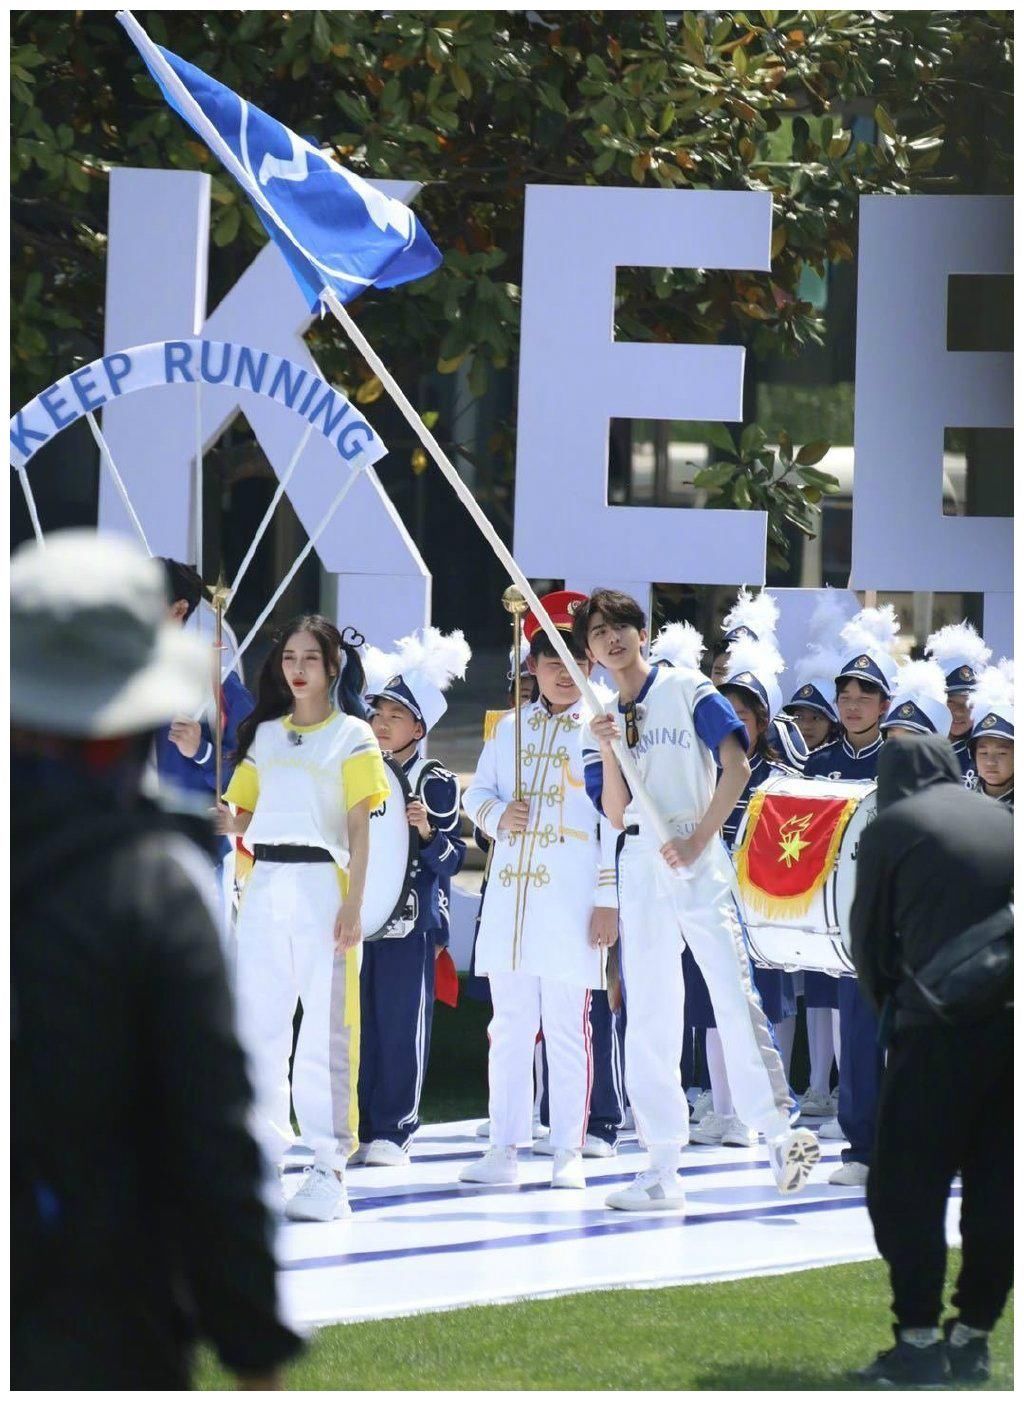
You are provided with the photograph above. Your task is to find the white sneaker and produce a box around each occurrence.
[582,1133,616,1159]
[798,1090,835,1119]
[459,1146,519,1185]
[689,1111,731,1145]
[349,1143,371,1165]
[767,1128,820,1195]
[284,1164,351,1222]
[551,1149,587,1190]
[720,1116,757,1148]
[829,1160,870,1187]
[475,1119,491,1139]
[606,1167,687,1212]
[691,1089,714,1123]
[531,1135,556,1157]
[363,1139,410,1167]
[817,1116,846,1140]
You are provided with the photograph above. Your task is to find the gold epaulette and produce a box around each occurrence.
[483,708,511,742]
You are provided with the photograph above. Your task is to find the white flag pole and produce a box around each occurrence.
[16,467,45,546]
[86,412,153,555]
[321,289,676,854]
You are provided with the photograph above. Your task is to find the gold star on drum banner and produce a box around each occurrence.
[734,791,860,920]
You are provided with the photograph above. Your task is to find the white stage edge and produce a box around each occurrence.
[275,1119,962,1331]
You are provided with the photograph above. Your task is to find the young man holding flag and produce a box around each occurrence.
[577,589,819,1211]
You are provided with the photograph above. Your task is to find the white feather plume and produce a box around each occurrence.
[840,603,900,658]
[649,621,705,673]
[925,621,992,673]
[890,658,948,709]
[807,588,850,649]
[792,643,844,692]
[724,632,785,687]
[969,658,1014,723]
[390,626,472,693]
[721,587,780,643]
[361,643,402,698]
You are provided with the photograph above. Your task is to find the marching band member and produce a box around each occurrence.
[805,604,902,1187]
[968,660,1014,809]
[690,633,799,1149]
[925,621,992,784]
[782,620,847,1119]
[880,659,954,742]
[460,592,619,1191]
[356,628,471,1166]
[579,589,819,1212]
[217,615,389,1223]
[710,588,809,774]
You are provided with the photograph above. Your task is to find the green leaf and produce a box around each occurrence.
[693,463,738,488]
[704,422,738,455]
[593,147,617,175]
[732,475,753,509]
[795,439,831,466]
[451,65,472,99]
[874,105,897,139]
[739,423,767,457]
[212,204,240,246]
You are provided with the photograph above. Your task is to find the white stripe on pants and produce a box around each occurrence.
[618,838,792,1149]
[234,861,359,1171]
[487,971,593,1151]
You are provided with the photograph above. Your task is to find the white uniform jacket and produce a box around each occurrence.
[463,695,618,989]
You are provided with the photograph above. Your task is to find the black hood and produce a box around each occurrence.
[876,733,962,810]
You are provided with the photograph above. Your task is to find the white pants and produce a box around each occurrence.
[234,861,359,1171]
[487,971,593,1151]
[619,839,792,1150]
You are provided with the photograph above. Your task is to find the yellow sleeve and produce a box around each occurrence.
[342,747,390,813]
[224,758,259,810]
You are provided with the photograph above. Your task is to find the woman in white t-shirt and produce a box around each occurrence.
[218,614,388,1223]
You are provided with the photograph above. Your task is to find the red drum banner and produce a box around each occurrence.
[735,792,859,919]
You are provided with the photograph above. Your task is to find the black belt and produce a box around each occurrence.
[253,844,333,864]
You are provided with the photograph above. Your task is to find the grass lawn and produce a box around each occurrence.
[197,1252,1012,1390]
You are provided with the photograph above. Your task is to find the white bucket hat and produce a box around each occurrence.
[11,529,211,738]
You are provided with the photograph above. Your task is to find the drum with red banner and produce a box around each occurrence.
[732,774,877,975]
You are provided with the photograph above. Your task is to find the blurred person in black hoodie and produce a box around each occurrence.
[11,529,301,1390]
[848,734,1012,1389]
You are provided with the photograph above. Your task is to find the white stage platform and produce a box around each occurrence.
[275,1120,962,1331]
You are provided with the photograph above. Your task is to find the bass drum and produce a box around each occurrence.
[734,774,877,975]
[361,755,418,942]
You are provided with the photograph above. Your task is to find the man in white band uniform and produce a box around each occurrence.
[460,591,620,1191]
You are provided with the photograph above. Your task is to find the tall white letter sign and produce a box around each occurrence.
[514,187,772,591]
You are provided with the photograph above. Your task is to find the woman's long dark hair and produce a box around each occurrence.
[235,614,366,764]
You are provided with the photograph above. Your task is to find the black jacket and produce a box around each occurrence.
[850,734,1013,1019]
[11,758,301,1389]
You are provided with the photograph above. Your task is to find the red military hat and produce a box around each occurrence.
[523,589,588,644]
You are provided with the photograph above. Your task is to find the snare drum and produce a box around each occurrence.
[362,756,418,941]
[732,774,876,975]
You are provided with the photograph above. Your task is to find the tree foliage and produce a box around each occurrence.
[11,10,1013,565]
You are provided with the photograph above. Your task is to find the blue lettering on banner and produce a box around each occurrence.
[200,339,232,385]
[297,377,323,417]
[163,342,194,383]
[268,359,307,408]
[38,384,76,432]
[233,345,269,394]
[69,365,106,414]
[307,388,350,437]
[10,413,49,460]
[338,421,373,461]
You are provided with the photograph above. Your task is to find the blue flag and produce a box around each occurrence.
[118,11,442,310]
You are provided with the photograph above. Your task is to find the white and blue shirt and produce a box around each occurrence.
[803,733,884,782]
[583,663,747,836]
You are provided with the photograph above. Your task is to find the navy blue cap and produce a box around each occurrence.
[367,674,425,727]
